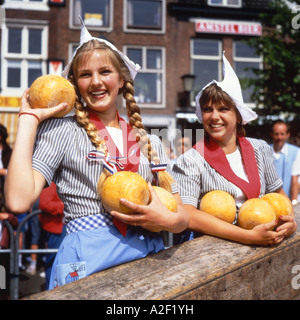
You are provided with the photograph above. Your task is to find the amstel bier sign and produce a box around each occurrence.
[195,19,262,36]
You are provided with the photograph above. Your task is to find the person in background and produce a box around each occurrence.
[39,182,66,289]
[175,135,192,158]
[270,120,300,206]
[25,198,41,275]
[0,124,18,298]
[0,124,14,249]
[0,211,18,299]
[0,124,12,197]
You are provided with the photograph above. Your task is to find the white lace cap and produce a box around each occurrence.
[62,16,141,80]
[195,52,257,125]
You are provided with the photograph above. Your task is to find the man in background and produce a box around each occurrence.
[270,120,300,206]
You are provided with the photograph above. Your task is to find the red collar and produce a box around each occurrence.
[87,109,141,236]
[87,108,140,173]
[193,136,260,199]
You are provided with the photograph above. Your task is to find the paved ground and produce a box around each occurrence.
[18,267,46,299]
[0,263,46,300]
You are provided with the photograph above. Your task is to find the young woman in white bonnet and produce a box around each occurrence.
[172,52,296,246]
[5,19,189,289]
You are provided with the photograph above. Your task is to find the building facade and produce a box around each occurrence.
[0,0,273,147]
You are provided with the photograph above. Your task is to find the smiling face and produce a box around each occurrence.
[75,49,124,115]
[199,83,243,151]
[202,101,238,147]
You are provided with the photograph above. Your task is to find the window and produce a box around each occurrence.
[1,23,48,95]
[124,0,165,33]
[233,41,262,104]
[70,0,113,30]
[125,46,165,108]
[208,0,242,8]
[191,39,222,103]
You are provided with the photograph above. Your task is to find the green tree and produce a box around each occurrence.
[246,0,300,123]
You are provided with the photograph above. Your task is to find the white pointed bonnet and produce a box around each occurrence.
[195,52,257,125]
[62,16,141,80]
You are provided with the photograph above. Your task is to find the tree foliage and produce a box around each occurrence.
[246,0,300,123]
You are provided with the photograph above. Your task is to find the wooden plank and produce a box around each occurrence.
[24,204,300,300]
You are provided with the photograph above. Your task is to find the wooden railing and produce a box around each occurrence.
[25,204,300,300]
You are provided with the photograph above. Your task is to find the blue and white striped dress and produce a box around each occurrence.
[171,137,283,242]
[172,137,283,209]
[32,116,175,289]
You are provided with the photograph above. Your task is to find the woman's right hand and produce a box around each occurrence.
[249,220,286,246]
[20,89,69,123]
[111,183,189,234]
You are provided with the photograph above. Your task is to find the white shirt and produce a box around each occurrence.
[226,148,248,208]
[106,126,123,155]
[172,137,282,209]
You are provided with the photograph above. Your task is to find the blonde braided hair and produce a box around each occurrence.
[68,40,174,195]
[122,81,174,193]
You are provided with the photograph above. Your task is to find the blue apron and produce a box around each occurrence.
[49,215,164,289]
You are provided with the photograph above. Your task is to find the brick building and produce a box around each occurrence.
[0,0,273,147]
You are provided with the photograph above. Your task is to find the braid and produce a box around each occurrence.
[69,75,106,152]
[123,81,174,193]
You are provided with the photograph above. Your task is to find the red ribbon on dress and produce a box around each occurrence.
[87,109,141,236]
[193,136,261,199]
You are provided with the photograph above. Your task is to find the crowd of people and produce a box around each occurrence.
[0,18,299,297]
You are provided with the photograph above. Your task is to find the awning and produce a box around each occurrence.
[0,111,19,148]
[0,96,21,148]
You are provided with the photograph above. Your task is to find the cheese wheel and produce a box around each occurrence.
[101,171,150,214]
[238,198,276,230]
[261,193,293,220]
[28,74,76,118]
[200,190,236,223]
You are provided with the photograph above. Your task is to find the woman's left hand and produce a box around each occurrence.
[110,183,189,233]
[276,214,297,238]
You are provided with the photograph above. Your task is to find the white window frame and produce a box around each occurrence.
[123,0,166,34]
[124,45,166,109]
[3,0,49,11]
[68,43,79,65]
[207,0,242,8]
[69,0,113,32]
[233,40,263,107]
[1,19,48,96]
[190,39,222,106]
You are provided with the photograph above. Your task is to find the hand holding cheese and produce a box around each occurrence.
[101,171,150,214]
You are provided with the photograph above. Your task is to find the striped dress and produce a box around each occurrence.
[31,115,176,288]
[32,116,176,225]
[172,137,283,209]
